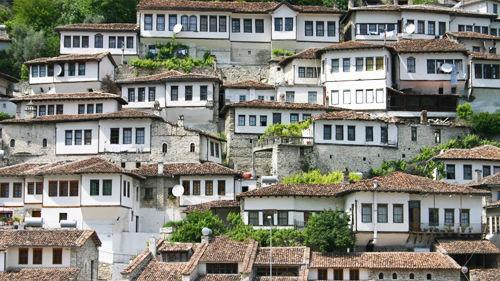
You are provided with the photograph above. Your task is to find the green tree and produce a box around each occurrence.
[0,112,13,121]
[303,210,355,252]
[456,103,473,121]
[165,211,226,243]
[91,0,138,23]
[471,112,500,138]
[9,0,62,32]
[282,169,362,184]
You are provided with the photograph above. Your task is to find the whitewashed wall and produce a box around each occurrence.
[17,99,119,118]
[224,88,275,103]
[296,14,340,43]
[5,247,71,268]
[98,119,152,153]
[179,175,235,206]
[276,86,323,104]
[165,82,215,107]
[271,5,298,40]
[42,175,81,207]
[314,120,398,146]
[59,31,138,55]
[55,122,100,155]
[121,83,166,109]
[0,177,24,207]
[440,159,500,184]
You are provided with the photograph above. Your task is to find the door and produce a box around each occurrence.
[135,216,139,232]
[409,200,421,231]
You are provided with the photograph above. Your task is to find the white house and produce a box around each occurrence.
[0,72,18,116]
[468,52,500,113]
[446,32,500,54]
[24,52,117,94]
[434,145,500,184]
[223,80,276,104]
[55,23,139,63]
[0,229,100,281]
[461,0,500,22]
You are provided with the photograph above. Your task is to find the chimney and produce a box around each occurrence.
[348,0,354,9]
[148,237,157,257]
[343,168,350,184]
[158,162,164,175]
[475,169,483,183]
[201,227,213,243]
[420,110,428,125]
[177,115,184,128]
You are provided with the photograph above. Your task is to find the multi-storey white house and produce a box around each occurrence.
[446,32,500,54]
[239,172,488,248]
[24,52,117,94]
[461,0,500,23]
[468,52,500,112]
[55,23,139,63]
[0,229,101,281]
[223,80,276,104]
[137,0,342,64]
[0,72,18,116]
[434,145,500,184]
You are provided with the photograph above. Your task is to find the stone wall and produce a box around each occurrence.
[367,269,460,281]
[72,238,99,281]
[272,144,313,180]
[218,65,270,84]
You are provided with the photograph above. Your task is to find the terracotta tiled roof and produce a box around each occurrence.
[223,80,275,90]
[447,31,500,40]
[24,52,116,67]
[183,242,209,275]
[436,239,500,254]
[0,229,101,249]
[486,200,500,209]
[135,162,238,177]
[471,52,500,61]
[434,145,500,161]
[470,268,500,281]
[184,200,240,213]
[0,109,162,124]
[255,277,300,281]
[200,236,258,266]
[238,183,342,198]
[10,91,127,104]
[317,41,385,55]
[309,251,460,269]
[158,241,198,252]
[0,268,80,281]
[225,100,332,111]
[198,274,242,281]
[137,0,341,14]
[121,249,153,275]
[55,23,139,32]
[349,4,496,18]
[116,70,220,84]
[254,247,309,265]
[389,39,468,54]
[136,261,187,281]
[278,48,319,67]
[0,162,49,177]
[313,111,399,123]
[0,72,19,83]
[482,173,500,185]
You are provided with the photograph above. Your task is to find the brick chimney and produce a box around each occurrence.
[420,110,428,125]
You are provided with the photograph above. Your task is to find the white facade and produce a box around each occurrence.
[0,177,25,207]
[59,30,138,57]
[4,247,71,269]
[276,86,324,105]
[199,135,223,164]
[16,98,120,119]
[224,88,276,104]
[179,175,236,206]
[121,83,165,109]
[441,159,500,184]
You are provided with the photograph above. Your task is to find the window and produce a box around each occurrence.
[200,86,208,101]
[347,126,355,141]
[417,20,425,34]
[238,115,245,126]
[38,105,46,116]
[74,130,82,145]
[144,14,153,30]
[189,15,197,32]
[217,180,226,195]
[52,248,62,264]
[232,18,240,33]
[85,104,94,114]
[243,19,252,33]
[209,16,217,32]
[392,273,398,280]
[169,15,178,31]
[9,139,15,148]
[190,143,195,152]
[73,36,80,48]
[64,36,71,48]
[428,21,435,35]
[148,87,156,102]
[285,17,293,31]
[323,125,332,140]
[84,130,92,145]
[483,165,491,177]
[94,103,102,114]
[33,248,42,264]
[445,164,456,180]
[308,91,317,104]
[355,57,364,71]
[239,95,246,102]
[110,128,120,144]
[362,203,372,223]
[68,63,76,76]
[460,209,470,226]
[290,113,299,123]
[274,17,283,31]
[427,274,432,280]
[248,211,259,225]
[278,211,288,226]
[331,59,339,72]
[463,165,472,180]
[318,269,328,280]
[13,182,22,198]
[393,204,404,223]
[65,130,73,145]
[249,115,256,126]
[39,65,46,77]
[494,3,498,14]
[185,86,193,101]
[219,16,227,32]
[298,67,305,78]
[27,182,35,195]
[171,86,178,101]
[123,128,132,144]
[182,180,190,196]
[411,127,417,141]
[335,125,344,140]
[58,181,68,197]
[138,87,145,102]
[136,128,145,144]
[109,36,117,48]
[126,36,134,49]
[0,183,8,198]
[343,58,350,72]
[18,248,28,264]
[349,269,359,280]
[333,269,343,280]
[427,59,436,74]
[286,91,295,103]
[31,65,39,78]
[381,126,388,144]
[259,115,267,126]
[48,181,57,197]
[429,208,439,227]
[181,15,189,30]
[376,57,384,70]
[444,209,454,226]
[377,204,388,223]
[162,143,168,153]
[379,273,384,279]
[366,57,374,71]
[316,21,324,36]
[273,113,281,124]
[263,210,274,226]
[434,129,441,143]
[127,88,135,102]
[439,22,446,35]
[70,181,78,196]
[255,19,264,33]
[343,90,351,104]
[205,181,213,196]
[305,21,313,36]
[192,181,200,195]
[94,34,103,48]
[327,21,336,37]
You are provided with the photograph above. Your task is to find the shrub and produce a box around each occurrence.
[272,48,294,58]
[303,210,355,252]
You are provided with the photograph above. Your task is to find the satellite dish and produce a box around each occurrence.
[173,24,183,34]
[461,266,468,274]
[405,23,416,35]
[54,64,63,76]
[172,184,184,197]
[440,63,453,74]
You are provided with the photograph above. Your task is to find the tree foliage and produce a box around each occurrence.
[456,103,500,138]
[282,169,362,184]
[303,210,355,252]
[165,211,226,243]
[258,119,312,144]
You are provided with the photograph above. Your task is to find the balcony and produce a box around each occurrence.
[411,223,483,235]
[387,92,458,112]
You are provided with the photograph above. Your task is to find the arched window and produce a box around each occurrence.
[190,143,195,152]
[426,274,432,280]
[162,143,167,153]
[378,273,384,279]
[189,15,197,31]
[407,56,416,73]
[181,15,189,31]
[392,273,397,279]
[42,138,47,148]
[409,273,415,280]
[9,139,15,148]
[94,34,103,48]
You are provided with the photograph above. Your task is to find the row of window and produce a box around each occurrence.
[238,95,275,102]
[232,18,264,34]
[331,88,385,105]
[457,24,493,35]
[18,248,62,265]
[36,104,64,116]
[474,63,500,80]
[316,269,434,281]
[78,103,104,115]
[181,180,226,196]
[274,17,294,32]
[428,208,470,226]
[127,87,157,103]
[0,182,22,198]
[331,57,384,73]
[63,34,134,49]
[284,91,318,104]
[446,164,500,180]
[323,125,389,143]
[361,204,404,223]
[27,182,44,195]
[356,23,398,36]
[172,85,209,101]
[145,14,227,33]
[304,21,336,37]
[297,67,320,78]
[248,210,289,226]
[48,181,79,197]
[64,130,92,146]
[110,127,146,145]
[407,20,447,36]
[31,63,86,78]
[237,113,310,126]
[426,59,463,75]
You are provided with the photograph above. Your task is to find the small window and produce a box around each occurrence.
[103,180,112,196]
[379,273,384,279]
[426,274,432,280]
[411,127,417,141]
[409,273,415,280]
[90,180,100,196]
[365,126,373,142]
[52,248,62,264]
[94,34,103,48]
[205,181,213,196]
[200,85,208,101]
[218,180,226,195]
[9,139,15,147]
[33,248,43,264]
[192,181,201,195]
[392,273,397,279]
[190,143,195,152]
[185,86,193,101]
[362,203,372,223]
[162,143,168,153]
[18,248,28,264]
[407,57,416,73]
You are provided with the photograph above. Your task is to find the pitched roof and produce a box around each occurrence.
[223,80,275,90]
[197,275,242,281]
[0,72,19,83]
[317,41,385,55]
[349,4,496,18]
[278,48,319,67]
[313,111,399,123]
[136,261,187,281]
[184,200,240,213]
[200,236,258,269]
[0,162,48,177]
[434,145,500,161]
[224,100,332,111]
[254,247,309,265]
[121,249,153,275]
[55,23,139,32]
[435,239,500,254]
[389,39,468,54]
[0,109,162,124]
[116,70,220,84]
[39,157,144,178]
[470,268,500,281]
[137,0,341,14]
[157,241,198,252]
[0,229,101,250]
[24,52,117,67]
[471,52,500,61]
[309,251,460,269]
[10,92,127,104]
[0,268,80,281]
[447,31,500,40]
[481,173,500,186]
[237,183,342,198]
[134,162,238,177]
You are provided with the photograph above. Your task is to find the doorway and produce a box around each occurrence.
[409,200,421,231]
